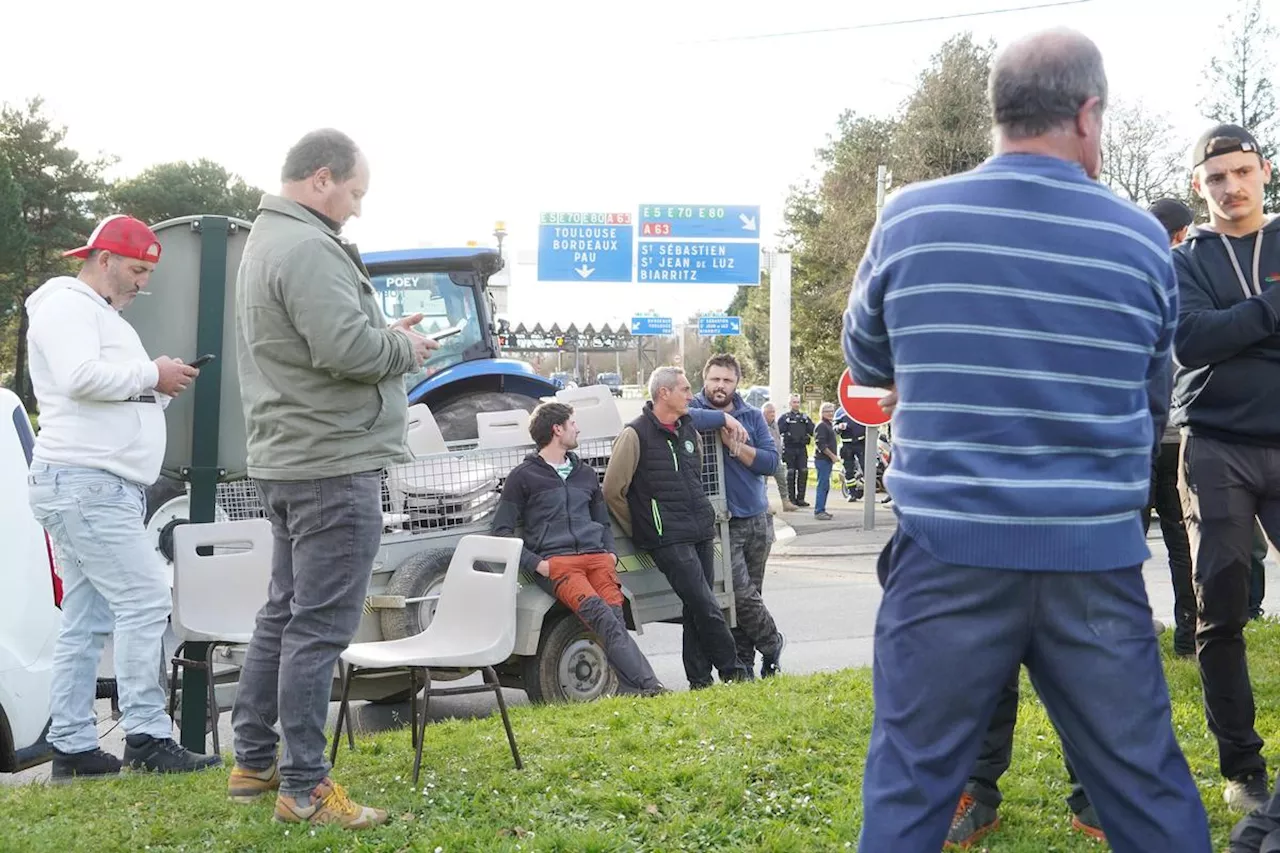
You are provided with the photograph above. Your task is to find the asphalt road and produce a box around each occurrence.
[2,529,1231,786]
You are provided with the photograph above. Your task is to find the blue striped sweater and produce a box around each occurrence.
[843,153,1177,572]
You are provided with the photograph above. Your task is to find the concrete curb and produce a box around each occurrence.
[772,518,797,546]
[772,543,888,558]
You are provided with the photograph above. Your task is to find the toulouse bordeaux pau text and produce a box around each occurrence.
[549,226,621,262]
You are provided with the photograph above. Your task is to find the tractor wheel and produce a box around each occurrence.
[429,391,544,442]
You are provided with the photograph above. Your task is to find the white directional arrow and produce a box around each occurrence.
[631,321,641,332]
[575,264,595,278]
[739,214,757,231]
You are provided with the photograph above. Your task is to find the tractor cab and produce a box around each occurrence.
[363,247,559,442]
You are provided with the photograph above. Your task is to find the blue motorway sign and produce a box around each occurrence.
[630,316,673,336]
[697,315,742,336]
[637,240,761,285]
[537,211,633,282]
[638,204,761,240]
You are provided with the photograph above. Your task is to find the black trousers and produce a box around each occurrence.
[783,448,808,504]
[1144,441,1196,644]
[650,539,750,686]
[967,670,1089,815]
[1179,433,1280,780]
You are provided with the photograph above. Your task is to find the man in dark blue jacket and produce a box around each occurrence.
[1171,122,1280,814]
[687,354,787,682]
[492,402,665,697]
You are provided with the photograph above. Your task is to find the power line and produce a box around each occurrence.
[685,0,1096,45]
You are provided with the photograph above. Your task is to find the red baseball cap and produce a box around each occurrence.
[63,214,162,263]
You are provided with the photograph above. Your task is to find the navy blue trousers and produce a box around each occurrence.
[857,530,1210,853]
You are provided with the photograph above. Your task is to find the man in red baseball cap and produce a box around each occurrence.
[24,214,214,782]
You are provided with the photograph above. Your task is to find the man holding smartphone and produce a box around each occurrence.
[228,128,436,829]
[25,214,217,781]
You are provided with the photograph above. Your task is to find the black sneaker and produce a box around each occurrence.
[123,734,222,774]
[1226,771,1272,813]
[51,747,122,784]
[761,632,786,678]
[794,500,810,508]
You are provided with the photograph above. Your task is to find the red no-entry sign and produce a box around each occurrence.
[838,368,892,427]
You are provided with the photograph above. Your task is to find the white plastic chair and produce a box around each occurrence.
[555,384,623,440]
[386,404,451,524]
[405,403,447,457]
[167,519,274,755]
[329,534,525,785]
[476,409,532,450]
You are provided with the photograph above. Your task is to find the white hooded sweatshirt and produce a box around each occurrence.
[26,276,169,486]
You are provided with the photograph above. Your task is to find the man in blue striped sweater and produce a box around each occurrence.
[843,28,1210,853]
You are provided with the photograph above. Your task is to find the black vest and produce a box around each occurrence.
[625,402,716,550]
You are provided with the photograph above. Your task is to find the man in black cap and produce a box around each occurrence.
[1170,122,1279,813]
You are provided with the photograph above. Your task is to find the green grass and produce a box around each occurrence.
[6,625,1280,853]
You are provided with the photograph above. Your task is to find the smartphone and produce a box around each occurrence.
[424,322,465,342]
[189,354,217,369]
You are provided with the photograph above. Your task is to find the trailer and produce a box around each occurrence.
[154,401,737,714]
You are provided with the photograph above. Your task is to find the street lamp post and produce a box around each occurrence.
[493,220,507,260]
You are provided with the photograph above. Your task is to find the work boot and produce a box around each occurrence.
[944,792,999,849]
[274,777,388,829]
[782,500,797,512]
[1226,771,1272,813]
[50,746,122,784]
[760,632,786,678]
[228,760,281,803]
[1071,804,1106,841]
[123,734,222,774]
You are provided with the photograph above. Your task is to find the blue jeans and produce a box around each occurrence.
[858,529,1210,853]
[813,457,832,514]
[28,463,173,753]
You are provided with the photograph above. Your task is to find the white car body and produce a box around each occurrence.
[0,388,59,772]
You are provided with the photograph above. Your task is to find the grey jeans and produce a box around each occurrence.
[772,461,789,505]
[728,513,782,667]
[230,472,383,797]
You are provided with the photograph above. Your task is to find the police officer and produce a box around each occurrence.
[777,394,815,508]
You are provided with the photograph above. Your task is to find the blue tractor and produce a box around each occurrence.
[362,246,560,442]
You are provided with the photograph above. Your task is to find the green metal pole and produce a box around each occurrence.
[179,216,229,753]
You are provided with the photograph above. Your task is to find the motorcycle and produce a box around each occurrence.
[837,424,891,502]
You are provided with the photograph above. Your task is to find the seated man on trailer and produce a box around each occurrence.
[491,401,668,697]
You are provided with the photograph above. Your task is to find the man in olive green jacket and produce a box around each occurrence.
[227,128,434,830]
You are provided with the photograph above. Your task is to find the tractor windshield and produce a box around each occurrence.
[368,270,485,388]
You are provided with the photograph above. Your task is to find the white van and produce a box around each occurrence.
[0,388,59,772]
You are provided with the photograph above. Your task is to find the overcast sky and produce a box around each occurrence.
[0,0,1246,327]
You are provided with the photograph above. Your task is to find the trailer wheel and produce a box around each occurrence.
[522,610,618,704]
[430,391,543,442]
[379,548,452,641]
[145,476,186,524]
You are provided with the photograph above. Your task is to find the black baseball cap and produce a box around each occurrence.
[1148,198,1194,237]
[1190,123,1262,170]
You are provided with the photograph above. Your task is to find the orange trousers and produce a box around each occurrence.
[547,553,623,610]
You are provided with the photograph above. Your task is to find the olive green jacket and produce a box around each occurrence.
[235,194,417,480]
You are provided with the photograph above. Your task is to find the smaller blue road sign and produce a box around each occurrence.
[630,316,673,336]
[697,316,742,336]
